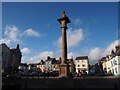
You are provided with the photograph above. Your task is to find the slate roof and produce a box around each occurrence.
[75,56,88,60]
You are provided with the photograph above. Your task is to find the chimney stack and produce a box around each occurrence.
[115,45,120,52]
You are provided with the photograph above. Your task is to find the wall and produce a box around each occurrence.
[111,56,120,76]
[1,44,12,74]
[75,59,89,74]
[37,64,45,72]
[106,60,112,73]
[17,77,120,89]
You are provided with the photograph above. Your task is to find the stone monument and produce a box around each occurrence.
[57,11,71,78]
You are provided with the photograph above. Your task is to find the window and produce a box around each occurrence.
[115,68,117,73]
[111,61,113,67]
[78,65,80,67]
[112,69,114,74]
[82,65,85,67]
[113,59,117,66]
[2,52,3,56]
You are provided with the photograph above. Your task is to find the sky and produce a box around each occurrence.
[1,2,119,64]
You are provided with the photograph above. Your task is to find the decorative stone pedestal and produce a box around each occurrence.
[59,64,68,78]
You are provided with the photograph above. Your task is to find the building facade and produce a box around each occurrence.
[10,44,22,73]
[44,56,61,73]
[18,63,28,75]
[1,43,22,75]
[44,56,54,72]
[100,45,120,76]
[75,56,89,74]
[51,60,60,72]
[1,43,12,74]
[106,59,112,74]
[110,56,120,76]
[36,60,45,73]
[67,59,75,74]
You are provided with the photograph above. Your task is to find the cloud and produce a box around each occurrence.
[66,39,120,64]
[4,25,19,39]
[23,28,40,37]
[0,25,21,45]
[21,51,54,64]
[67,48,101,63]
[102,40,119,56]
[21,48,30,54]
[55,28,84,48]
[0,39,11,45]
[21,39,119,64]
[67,52,78,59]
[0,25,42,46]
[74,18,83,26]
[87,39,119,63]
[88,47,102,61]
[22,51,78,64]
[67,28,84,47]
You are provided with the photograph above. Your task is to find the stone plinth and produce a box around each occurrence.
[59,64,68,78]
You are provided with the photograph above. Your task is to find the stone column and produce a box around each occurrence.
[61,23,67,64]
[57,11,71,78]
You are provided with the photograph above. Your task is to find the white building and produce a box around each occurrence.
[101,45,120,76]
[110,56,120,76]
[99,57,107,72]
[106,59,112,74]
[75,56,89,74]
[36,60,45,72]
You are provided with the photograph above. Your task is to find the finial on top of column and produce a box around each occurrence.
[62,11,66,18]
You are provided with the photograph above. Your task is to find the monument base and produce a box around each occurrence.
[59,64,68,78]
